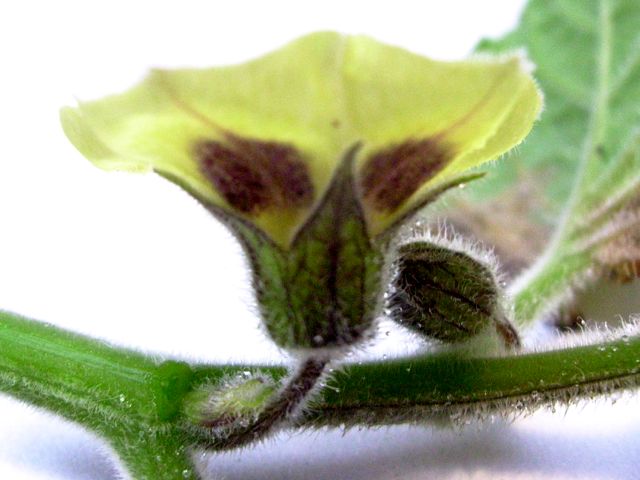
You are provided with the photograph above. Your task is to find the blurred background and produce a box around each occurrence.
[1,1,639,479]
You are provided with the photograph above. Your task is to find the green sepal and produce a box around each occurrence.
[227,146,383,349]
[388,241,516,345]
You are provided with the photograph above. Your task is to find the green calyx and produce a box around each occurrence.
[229,147,383,349]
[388,238,519,348]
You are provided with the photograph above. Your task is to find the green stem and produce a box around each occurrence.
[186,333,640,431]
[0,310,193,426]
[511,251,592,325]
[0,310,196,479]
[3,309,640,466]
[310,332,640,425]
[102,424,199,480]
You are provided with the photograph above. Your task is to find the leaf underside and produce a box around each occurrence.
[450,0,640,326]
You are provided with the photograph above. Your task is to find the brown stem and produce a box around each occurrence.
[495,316,521,349]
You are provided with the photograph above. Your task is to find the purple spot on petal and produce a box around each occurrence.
[195,134,313,214]
[361,138,451,211]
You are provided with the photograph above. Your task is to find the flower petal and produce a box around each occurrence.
[343,36,542,234]
[61,32,351,248]
[61,32,541,246]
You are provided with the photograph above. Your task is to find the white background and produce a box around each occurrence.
[1,1,640,479]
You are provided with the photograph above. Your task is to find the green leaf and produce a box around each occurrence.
[475,0,640,217]
[61,32,541,247]
[466,0,640,325]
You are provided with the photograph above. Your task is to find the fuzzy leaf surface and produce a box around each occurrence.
[462,0,640,325]
[475,0,640,218]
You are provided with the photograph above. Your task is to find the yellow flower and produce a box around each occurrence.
[60,32,541,350]
[61,32,541,249]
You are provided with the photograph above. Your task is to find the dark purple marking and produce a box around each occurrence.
[360,138,451,211]
[194,134,313,214]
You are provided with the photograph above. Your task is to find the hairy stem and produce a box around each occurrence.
[189,331,640,432]
[0,310,193,426]
[102,424,199,480]
[308,333,639,426]
[3,309,640,455]
[0,310,198,479]
[200,356,328,450]
[510,252,592,325]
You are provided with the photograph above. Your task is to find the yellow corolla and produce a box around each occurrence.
[61,32,541,249]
